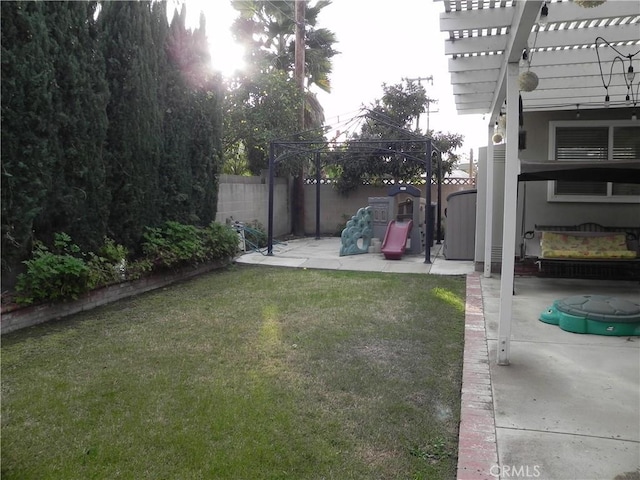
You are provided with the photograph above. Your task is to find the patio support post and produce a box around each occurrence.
[436,151,442,244]
[315,151,321,240]
[424,140,432,264]
[497,63,520,366]
[267,142,276,256]
[484,125,495,278]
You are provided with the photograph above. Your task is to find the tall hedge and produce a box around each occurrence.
[35,1,110,253]
[1,2,57,281]
[161,8,222,226]
[0,0,223,286]
[100,0,165,249]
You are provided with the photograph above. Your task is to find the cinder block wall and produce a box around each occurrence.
[217,175,474,238]
[303,183,476,236]
[215,174,290,236]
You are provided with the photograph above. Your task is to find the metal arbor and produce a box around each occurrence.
[267,137,442,264]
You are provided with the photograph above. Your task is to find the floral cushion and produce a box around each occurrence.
[540,232,636,259]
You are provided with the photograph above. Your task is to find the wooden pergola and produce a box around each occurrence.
[435,0,640,364]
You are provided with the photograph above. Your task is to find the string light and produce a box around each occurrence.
[595,36,639,109]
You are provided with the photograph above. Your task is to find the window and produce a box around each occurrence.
[548,121,640,203]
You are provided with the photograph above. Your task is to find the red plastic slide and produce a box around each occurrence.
[381,220,413,260]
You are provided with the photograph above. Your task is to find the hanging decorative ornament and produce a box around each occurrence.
[498,114,507,133]
[519,70,539,92]
[492,120,504,144]
[574,0,606,7]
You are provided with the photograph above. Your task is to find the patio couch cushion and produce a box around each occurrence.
[540,231,636,259]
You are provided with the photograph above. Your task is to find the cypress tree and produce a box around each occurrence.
[189,13,222,225]
[162,5,195,223]
[1,2,57,283]
[163,7,222,225]
[33,1,110,253]
[100,1,163,250]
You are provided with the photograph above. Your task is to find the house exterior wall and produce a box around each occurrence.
[477,107,639,267]
[520,109,639,232]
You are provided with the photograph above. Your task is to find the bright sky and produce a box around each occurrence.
[181,0,487,162]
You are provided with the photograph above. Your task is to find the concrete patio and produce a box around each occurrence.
[235,237,640,480]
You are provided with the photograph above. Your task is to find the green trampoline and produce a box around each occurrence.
[540,295,640,336]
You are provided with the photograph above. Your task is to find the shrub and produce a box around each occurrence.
[14,222,236,305]
[86,237,129,287]
[16,234,91,305]
[203,222,240,259]
[142,221,206,269]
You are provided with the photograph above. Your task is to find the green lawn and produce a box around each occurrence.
[1,265,466,479]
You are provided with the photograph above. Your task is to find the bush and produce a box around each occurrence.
[16,234,91,305]
[203,222,240,259]
[86,238,129,287]
[142,221,238,270]
[14,222,237,305]
[142,222,206,269]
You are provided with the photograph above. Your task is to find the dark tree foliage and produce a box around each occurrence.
[224,70,302,175]
[231,0,338,92]
[225,0,338,175]
[1,2,57,280]
[332,80,464,194]
[100,1,164,250]
[34,1,110,253]
[1,0,224,284]
[162,8,222,225]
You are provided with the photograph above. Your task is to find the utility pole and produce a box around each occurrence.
[405,76,438,132]
[295,0,305,127]
[292,0,306,236]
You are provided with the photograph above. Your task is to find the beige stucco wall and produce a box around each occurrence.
[476,107,639,266]
[520,108,639,232]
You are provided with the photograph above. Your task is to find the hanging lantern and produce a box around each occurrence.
[518,70,539,92]
[574,0,606,7]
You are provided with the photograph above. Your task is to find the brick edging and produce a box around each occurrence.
[457,273,499,480]
[1,258,232,335]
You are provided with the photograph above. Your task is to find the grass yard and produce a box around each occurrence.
[1,265,466,479]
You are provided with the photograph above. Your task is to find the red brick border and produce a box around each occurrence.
[457,273,499,480]
[1,259,231,335]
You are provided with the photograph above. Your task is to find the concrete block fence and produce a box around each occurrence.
[216,174,475,238]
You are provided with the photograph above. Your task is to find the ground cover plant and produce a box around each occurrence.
[1,265,465,479]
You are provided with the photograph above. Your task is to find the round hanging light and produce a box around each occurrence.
[492,132,503,144]
[574,0,606,7]
[518,70,539,92]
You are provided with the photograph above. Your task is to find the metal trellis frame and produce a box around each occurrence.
[267,137,442,264]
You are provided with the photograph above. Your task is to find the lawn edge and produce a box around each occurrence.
[457,273,499,480]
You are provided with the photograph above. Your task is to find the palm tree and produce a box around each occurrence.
[231,0,338,126]
[230,1,337,236]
